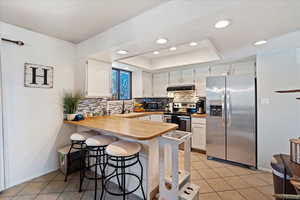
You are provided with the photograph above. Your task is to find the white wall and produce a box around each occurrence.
[256,31,300,170]
[0,22,76,188]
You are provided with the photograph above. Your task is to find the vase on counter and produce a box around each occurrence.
[66,114,76,121]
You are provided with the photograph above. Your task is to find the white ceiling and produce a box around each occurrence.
[86,0,300,70]
[0,0,168,43]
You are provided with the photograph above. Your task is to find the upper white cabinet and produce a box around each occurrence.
[231,61,255,76]
[142,71,153,97]
[153,72,168,97]
[182,69,194,84]
[194,66,209,97]
[169,71,181,85]
[86,59,112,97]
[210,64,230,76]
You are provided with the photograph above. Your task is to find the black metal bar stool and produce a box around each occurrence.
[81,135,117,200]
[101,140,146,200]
[64,131,96,183]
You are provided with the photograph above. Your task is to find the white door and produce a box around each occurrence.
[0,38,5,191]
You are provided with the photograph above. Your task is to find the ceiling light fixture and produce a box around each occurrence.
[117,50,128,55]
[189,42,198,46]
[156,38,168,44]
[254,40,267,46]
[170,47,177,51]
[153,51,160,55]
[215,20,231,29]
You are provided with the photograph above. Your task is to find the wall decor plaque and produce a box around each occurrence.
[24,63,54,88]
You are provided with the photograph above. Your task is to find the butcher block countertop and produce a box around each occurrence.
[113,112,164,118]
[64,116,178,140]
[191,113,207,118]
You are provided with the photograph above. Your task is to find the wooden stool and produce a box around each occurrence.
[101,140,146,200]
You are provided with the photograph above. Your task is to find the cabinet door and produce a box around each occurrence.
[86,59,112,97]
[210,64,230,76]
[182,69,194,84]
[142,72,153,97]
[153,72,168,97]
[231,61,255,76]
[169,70,182,85]
[192,123,206,150]
[194,66,209,97]
[150,114,163,122]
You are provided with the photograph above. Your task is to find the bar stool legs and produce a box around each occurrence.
[100,153,146,200]
[64,141,85,183]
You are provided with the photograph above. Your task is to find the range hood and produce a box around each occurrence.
[167,84,195,91]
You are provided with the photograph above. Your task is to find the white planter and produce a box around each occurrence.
[66,114,76,121]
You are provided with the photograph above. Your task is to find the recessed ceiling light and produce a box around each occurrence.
[156,38,168,44]
[169,47,177,51]
[189,42,198,46]
[117,50,128,55]
[254,40,267,46]
[215,20,231,29]
[153,51,160,55]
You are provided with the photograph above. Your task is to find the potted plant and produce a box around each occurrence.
[63,92,82,121]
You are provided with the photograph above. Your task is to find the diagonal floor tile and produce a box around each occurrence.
[238,188,269,200]
[206,178,233,192]
[223,176,251,189]
[57,192,83,200]
[218,190,246,200]
[200,192,222,200]
[18,182,47,195]
[40,181,68,194]
[35,193,60,200]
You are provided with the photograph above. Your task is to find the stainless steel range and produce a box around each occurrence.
[163,103,196,132]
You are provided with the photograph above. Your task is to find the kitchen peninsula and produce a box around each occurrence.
[64,115,178,199]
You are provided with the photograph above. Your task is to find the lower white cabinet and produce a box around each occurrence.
[138,116,151,120]
[191,118,206,150]
[150,114,163,122]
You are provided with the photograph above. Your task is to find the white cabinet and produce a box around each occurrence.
[191,118,206,150]
[150,114,163,122]
[210,64,230,76]
[182,69,194,84]
[138,115,151,120]
[231,61,255,76]
[194,66,209,97]
[169,71,181,85]
[153,72,169,97]
[142,72,153,97]
[86,59,112,97]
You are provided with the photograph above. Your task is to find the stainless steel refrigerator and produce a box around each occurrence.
[206,75,256,167]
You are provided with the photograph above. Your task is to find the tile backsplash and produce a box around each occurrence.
[77,98,133,116]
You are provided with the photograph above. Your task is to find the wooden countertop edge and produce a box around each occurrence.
[191,114,207,118]
[64,117,178,140]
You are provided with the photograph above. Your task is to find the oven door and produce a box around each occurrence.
[178,116,191,132]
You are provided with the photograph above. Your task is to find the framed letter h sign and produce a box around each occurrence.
[24,63,54,88]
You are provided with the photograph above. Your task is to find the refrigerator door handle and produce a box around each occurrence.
[221,93,225,126]
[227,89,232,127]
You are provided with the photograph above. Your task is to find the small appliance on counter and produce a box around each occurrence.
[196,97,206,114]
[134,97,173,112]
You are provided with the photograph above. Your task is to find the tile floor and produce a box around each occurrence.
[0,152,275,200]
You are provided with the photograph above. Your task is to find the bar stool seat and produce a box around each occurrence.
[106,140,141,157]
[86,135,117,147]
[70,131,97,141]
